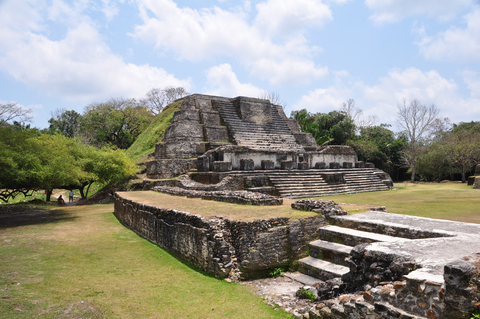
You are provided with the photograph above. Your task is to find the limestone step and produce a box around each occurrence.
[284,272,322,286]
[298,256,350,281]
[309,239,352,266]
[319,225,405,247]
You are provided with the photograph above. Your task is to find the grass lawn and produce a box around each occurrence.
[324,183,480,224]
[0,204,290,319]
[118,191,317,221]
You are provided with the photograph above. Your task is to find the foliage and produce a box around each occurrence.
[300,288,316,302]
[80,98,153,149]
[141,86,189,116]
[291,109,355,145]
[47,108,81,138]
[347,124,407,178]
[0,126,136,202]
[397,98,440,182]
[0,102,32,126]
[126,100,183,161]
[269,268,284,278]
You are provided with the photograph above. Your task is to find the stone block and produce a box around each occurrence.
[244,176,268,188]
[196,156,210,172]
[473,176,480,189]
[145,159,196,179]
[240,159,254,171]
[468,176,476,186]
[235,97,273,123]
[163,123,204,142]
[213,161,232,172]
[343,162,353,168]
[204,126,229,142]
[171,110,200,123]
[298,162,309,170]
[329,162,341,169]
[355,161,365,168]
[315,162,326,169]
[200,111,220,125]
[365,162,375,168]
[261,160,275,170]
[281,160,295,170]
[294,132,317,147]
[155,142,205,159]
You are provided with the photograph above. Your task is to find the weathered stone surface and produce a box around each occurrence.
[329,162,340,169]
[281,160,295,170]
[355,161,365,168]
[343,162,353,168]
[234,96,272,123]
[365,162,375,168]
[213,161,232,172]
[473,176,480,189]
[145,159,196,179]
[204,126,229,142]
[314,162,326,169]
[200,110,221,125]
[240,159,254,171]
[261,160,275,170]
[298,162,309,170]
[163,122,204,142]
[291,199,347,217]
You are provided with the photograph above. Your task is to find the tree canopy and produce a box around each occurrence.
[0,126,136,202]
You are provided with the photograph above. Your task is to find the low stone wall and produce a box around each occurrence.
[114,193,327,279]
[291,199,347,217]
[152,186,283,206]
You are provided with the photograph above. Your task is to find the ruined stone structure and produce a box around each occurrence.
[115,194,480,319]
[145,94,393,198]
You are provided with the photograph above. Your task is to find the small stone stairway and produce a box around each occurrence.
[214,100,304,152]
[266,168,391,198]
[288,225,404,285]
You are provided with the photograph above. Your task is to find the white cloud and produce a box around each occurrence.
[205,63,264,97]
[0,0,189,103]
[294,67,480,126]
[417,8,480,62]
[254,0,332,37]
[132,0,329,85]
[365,0,473,24]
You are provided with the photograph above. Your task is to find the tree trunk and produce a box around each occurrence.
[410,163,416,182]
[45,189,52,202]
[78,186,85,199]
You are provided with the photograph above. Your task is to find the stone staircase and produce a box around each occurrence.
[295,225,403,283]
[214,100,305,152]
[285,219,443,318]
[265,168,391,198]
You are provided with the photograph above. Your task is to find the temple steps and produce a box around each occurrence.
[215,100,305,152]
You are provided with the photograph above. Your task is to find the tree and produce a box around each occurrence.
[397,99,440,182]
[0,102,32,126]
[340,99,376,132]
[291,109,355,145]
[0,127,137,202]
[141,87,189,116]
[444,129,480,183]
[47,109,82,138]
[80,98,153,149]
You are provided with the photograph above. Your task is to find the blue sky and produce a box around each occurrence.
[1,0,479,129]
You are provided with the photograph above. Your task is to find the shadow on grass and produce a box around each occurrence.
[0,204,77,229]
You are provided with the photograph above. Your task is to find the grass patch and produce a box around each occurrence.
[118,191,317,221]
[323,183,480,224]
[126,100,182,162]
[0,204,291,318]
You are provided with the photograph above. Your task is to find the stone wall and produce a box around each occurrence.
[114,193,327,279]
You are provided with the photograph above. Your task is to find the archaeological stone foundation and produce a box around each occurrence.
[116,94,479,319]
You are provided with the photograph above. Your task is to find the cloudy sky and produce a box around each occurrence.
[1,0,479,129]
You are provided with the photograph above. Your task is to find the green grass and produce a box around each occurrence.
[0,204,290,318]
[323,183,480,224]
[126,100,182,162]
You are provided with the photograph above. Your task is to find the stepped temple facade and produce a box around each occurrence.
[145,94,393,198]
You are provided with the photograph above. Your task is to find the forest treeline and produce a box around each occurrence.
[1,91,479,202]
